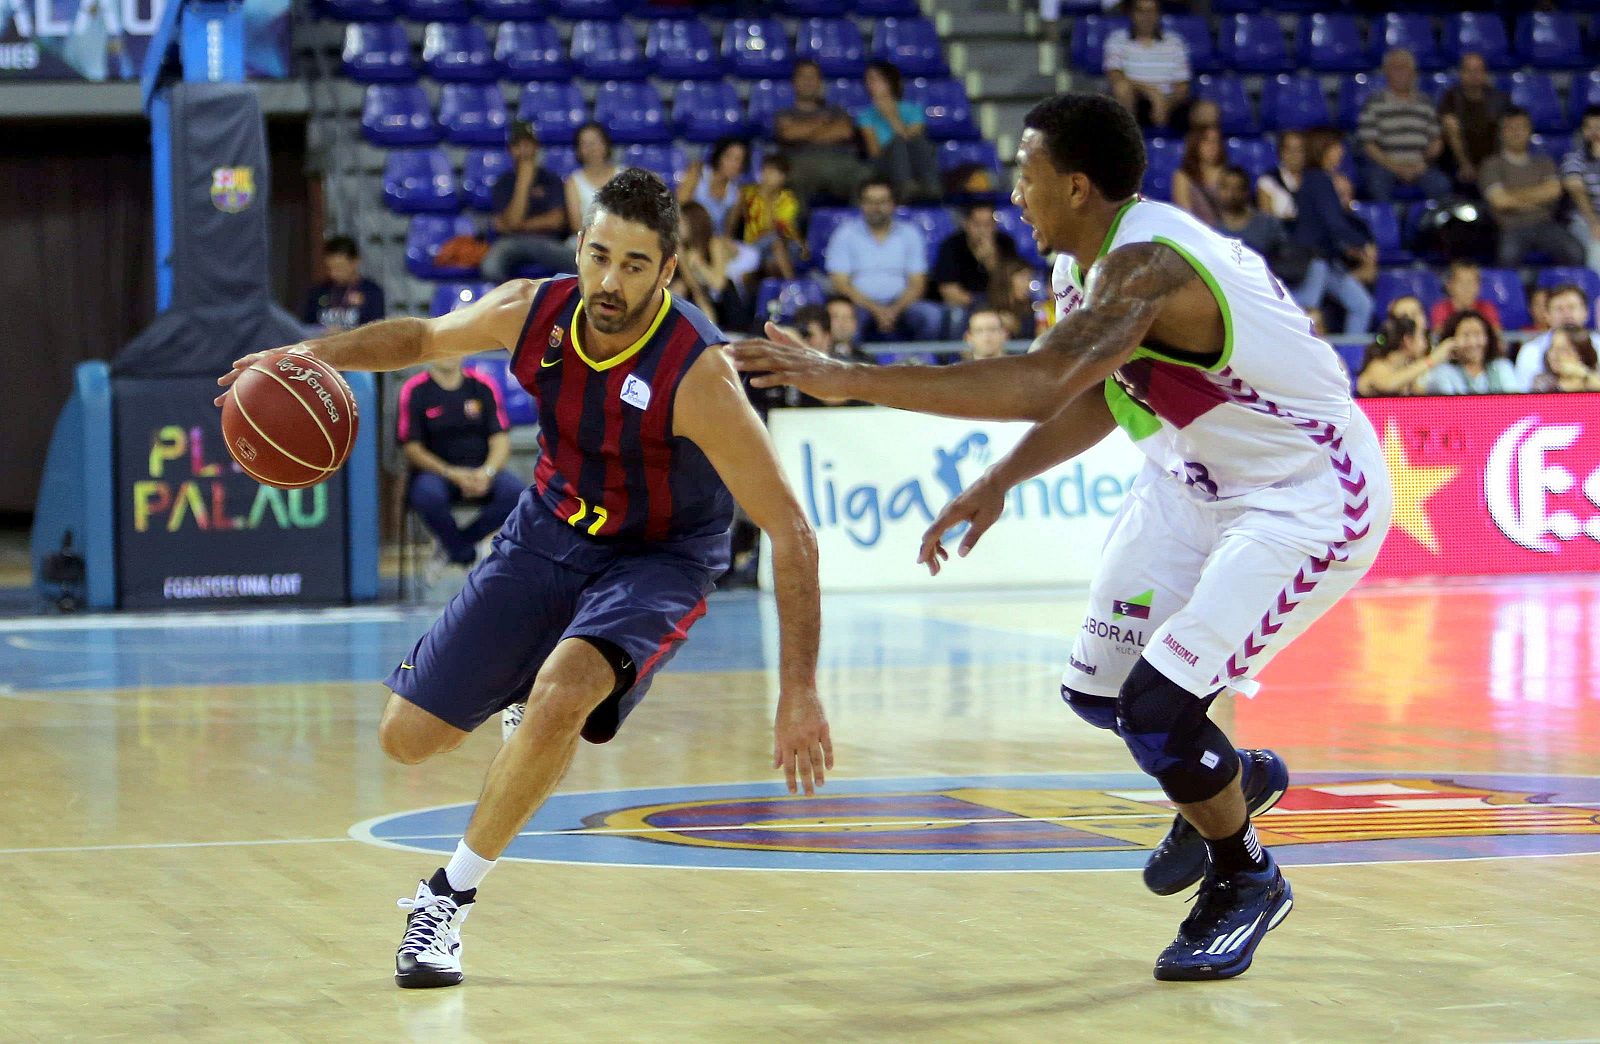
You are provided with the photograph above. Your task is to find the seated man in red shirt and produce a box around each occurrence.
[398,358,524,565]
[1428,260,1502,331]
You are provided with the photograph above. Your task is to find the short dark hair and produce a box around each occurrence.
[1500,106,1531,127]
[1363,314,1418,372]
[586,167,680,261]
[761,151,790,175]
[510,119,537,145]
[1548,282,1588,308]
[960,202,996,220]
[793,58,822,78]
[573,120,612,153]
[865,60,903,100]
[824,293,853,310]
[859,176,896,202]
[792,303,829,335]
[1219,164,1251,185]
[708,136,748,171]
[1023,93,1146,201]
[1439,308,1505,361]
[324,235,358,259]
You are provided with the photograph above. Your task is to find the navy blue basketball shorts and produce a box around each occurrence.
[385,536,715,743]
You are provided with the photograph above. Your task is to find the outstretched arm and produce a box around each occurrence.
[731,241,1196,423]
[674,349,831,796]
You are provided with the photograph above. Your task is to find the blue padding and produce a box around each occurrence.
[345,371,380,601]
[180,2,247,83]
[151,92,174,313]
[31,362,116,609]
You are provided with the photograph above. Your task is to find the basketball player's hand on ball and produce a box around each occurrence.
[774,689,833,796]
[214,345,313,406]
[918,473,1006,577]
[730,322,856,404]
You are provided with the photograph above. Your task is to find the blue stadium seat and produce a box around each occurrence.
[553,0,636,15]
[384,148,460,213]
[1381,13,1442,71]
[775,0,847,15]
[422,21,496,81]
[1535,267,1600,306]
[1260,73,1329,132]
[1142,137,1181,200]
[646,18,722,79]
[1194,73,1257,135]
[754,277,828,322]
[461,147,513,210]
[495,21,569,81]
[1069,15,1119,77]
[829,77,869,114]
[1165,15,1217,74]
[937,140,1000,177]
[1443,13,1513,70]
[516,82,588,142]
[1529,133,1572,163]
[674,80,745,143]
[439,83,508,144]
[1478,269,1531,330]
[396,0,471,20]
[1509,72,1566,135]
[871,17,947,77]
[320,0,394,21]
[806,207,853,268]
[1300,13,1371,73]
[855,0,920,14]
[620,143,690,185]
[361,84,440,146]
[1373,268,1445,318]
[1350,202,1409,265]
[1219,14,1291,73]
[723,18,794,79]
[1515,12,1584,68]
[746,79,796,136]
[898,206,956,269]
[472,0,548,19]
[593,81,670,143]
[571,20,644,79]
[430,281,495,317]
[796,17,866,77]
[541,144,578,180]
[1227,136,1277,182]
[994,205,1044,268]
[342,23,415,83]
[406,214,482,278]
[906,78,978,141]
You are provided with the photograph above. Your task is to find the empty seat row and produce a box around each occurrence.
[1072,12,1595,77]
[321,0,921,24]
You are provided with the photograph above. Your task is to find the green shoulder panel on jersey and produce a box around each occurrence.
[1138,234,1234,373]
[1096,198,1139,260]
[1103,379,1161,441]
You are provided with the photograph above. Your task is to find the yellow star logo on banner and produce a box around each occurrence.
[1380,419,1460,554]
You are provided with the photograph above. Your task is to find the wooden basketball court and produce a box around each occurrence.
[6,578,1598,1040]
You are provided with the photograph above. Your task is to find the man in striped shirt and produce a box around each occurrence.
[1561,106,1600,275]
[1358,49,1452,203]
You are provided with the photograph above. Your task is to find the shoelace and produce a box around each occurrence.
[397,891,459,954]
[1179,875,1240,936]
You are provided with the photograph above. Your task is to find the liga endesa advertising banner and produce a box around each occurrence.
[763,407,1144,591]
[1360,394,1600,582]
[0,0,290,81]
[114,376,349,608]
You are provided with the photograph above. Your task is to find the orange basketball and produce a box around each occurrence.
[221,350,359,489]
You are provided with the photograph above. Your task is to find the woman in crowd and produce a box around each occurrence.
[563,122,619,241]
[1385,294,1431,343]
[1356,315,1452,396]
[1172,124,1226,225]
[1289,131,1375,334]
[670,201,757,332]
[1256,130,1305,222]
[1530,325,1600,392]
[677,137,748,234]
[1424,309,1519,394]
[987,259,1044,339]
[856,60,941,203]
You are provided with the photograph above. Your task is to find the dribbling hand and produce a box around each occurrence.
[917,474,1006,577]
[774,689,833,797]
[214,344,312,407]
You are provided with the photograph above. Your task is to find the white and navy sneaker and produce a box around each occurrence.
[501,702,525,743]
[395,869,475,989]
[1152,853,1293,982]
[1144,748,1290,896]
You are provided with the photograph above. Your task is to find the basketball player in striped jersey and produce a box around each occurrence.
[217,170,831,989]
[734,94,1394,981]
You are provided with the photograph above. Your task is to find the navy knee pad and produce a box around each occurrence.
[1061,686,1118,732]
[1115,658,1239,804]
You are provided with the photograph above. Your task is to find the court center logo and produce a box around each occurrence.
[352,772,1600,872]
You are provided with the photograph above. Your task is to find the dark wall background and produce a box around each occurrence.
[0,115,312,515]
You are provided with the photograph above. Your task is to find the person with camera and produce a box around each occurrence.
[1355,315,1454,397]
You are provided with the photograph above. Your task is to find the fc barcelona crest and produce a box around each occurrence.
[210,167,255,213]
[549,326,565,349]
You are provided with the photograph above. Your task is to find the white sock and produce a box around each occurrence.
[444,840,495,893]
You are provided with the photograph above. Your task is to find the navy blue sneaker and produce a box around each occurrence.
[1152,853,1293,982]
[1143,748,1290,896]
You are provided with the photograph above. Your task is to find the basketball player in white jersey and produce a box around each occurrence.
[733,93,1393,981]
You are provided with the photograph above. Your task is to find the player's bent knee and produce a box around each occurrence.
[1061,686,1118,732]
[522,678,609,735]
[378,692,466,764]
[1115,659,1239,803]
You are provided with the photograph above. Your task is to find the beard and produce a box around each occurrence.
[585,290,654,335]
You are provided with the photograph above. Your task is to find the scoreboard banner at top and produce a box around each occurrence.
[0,0,289,81]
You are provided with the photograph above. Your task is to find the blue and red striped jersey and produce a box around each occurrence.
[507,276,734,544]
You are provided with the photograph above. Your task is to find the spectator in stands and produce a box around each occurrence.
[678,137,748,236]
[1513,283,1591,388]
[563,122,618,240]
[1331,171,1379,291]
[1561,107,1600,276]
[825,177,949,341]
[964,308,1010,361]
[1386,294,1431,342]
[1356,315,1452,396]
[1481,108,1585,269]
[857,60,942,203]
[988,258,1041,338]
[776,59,870,205]
[672,200,756,332]
[1292,133,1375,334]
[1172,125,1225,225]
[303,236,385,333]
[1213,165,1312,301]
[792,303,833,353]
[732,152,805,281]
[1425,309,1518,394]
[1527,287,1551,333]
[399,358,522,568]
[483,121,575,282]
[1438,52,1509,190]
[1529,326,1600,392]
[1428,261,1502,331]
[1358,48,1451,203]
[1104,0,1192,135]
[1188,98,1221,136]
[932,203,1019,317]
[1256,131,1305,222]
[824,294,873,362]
